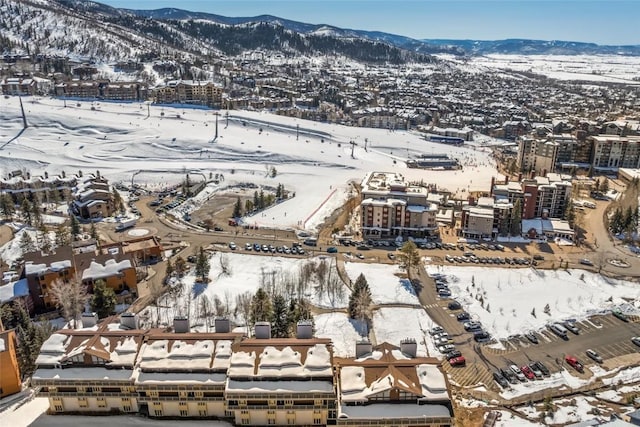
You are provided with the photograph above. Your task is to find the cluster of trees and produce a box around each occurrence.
[244,288,312,338]
[233,185,287,218]
[498,199,523,237]
[609,206,639,236]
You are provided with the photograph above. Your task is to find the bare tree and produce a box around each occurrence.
[49,275,90,328]
[219,253,231,276]
[235,292,253,336]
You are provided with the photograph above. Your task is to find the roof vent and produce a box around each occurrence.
[254,322,271,339]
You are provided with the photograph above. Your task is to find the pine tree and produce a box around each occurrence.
[245,199,254,213]
[348,273,372,321]
[90,221,98,241]
[270,294,289,338]
[610,207,624,234]
[194,247,210,282]
[55,224,70,247]
[91,279,117,318]
[0,194,15,220]
[112,187,124,213]
[600,178,609,193]
[31,198,42,227]
[165,258,174,283]
[253,190,259,210]
[511,199,522,236]
[70,215,81,240]
[233,197,242,218]
[270,166,277,178]
[12,301,54,380]
[174,256,187,277]
[20,231,36,254]
[250,288,273,324]
[21,198,32,226]
[259,189,265,209]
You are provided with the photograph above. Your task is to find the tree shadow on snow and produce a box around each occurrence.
[192,281,208,298]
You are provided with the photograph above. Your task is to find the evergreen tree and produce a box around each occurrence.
[564,199,575,227]
[270,166,277,178]
[174,256,187,277]
[276,184,282,199]
[610,207,624,234]
[0,194,15,220]
[70,215,81,241]
[348,273,372,321]
[600,178,609,193]
[259,189,265,209]
[20,231,36,254]
[245,199,254,213]
[112,187,124,213]
[31,198,42,227]
[91,279,117,318]
[253,190,259,210]
[12,301,54,380]
[398,241,420,279]
[250,288,272,324]
[39,224,51,254]
[55,223,70,247]
[21,198,32,226]
[164,258,174,284]
[194,246,210,282]
[233,197,242,218]
[270,294,289,338]
[511,199,522,236]
[90,221,98,241]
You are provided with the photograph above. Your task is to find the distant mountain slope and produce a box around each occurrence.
[424,38,640,56]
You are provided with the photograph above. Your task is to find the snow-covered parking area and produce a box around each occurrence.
[425,265,640,340]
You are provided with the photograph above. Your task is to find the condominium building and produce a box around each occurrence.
[32,316,454,426]
[589,135,640,170]
[70,174,115,219]
[360,172,439,238]
[152,80,223,107]
[0,328,21,398]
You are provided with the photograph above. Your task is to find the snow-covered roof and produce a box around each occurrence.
[81,259,132,281]
[226,379,334,393]
[137,371,227,385]
[35,333,72,366]
[138,339,216,370]
[416,364,448,400]
[25,260,72,276]
[339,403,450,419]
[32,367,135,381]
[0,278,29,303]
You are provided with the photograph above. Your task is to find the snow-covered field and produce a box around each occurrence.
[372,307,439,357]
[343,261,419,305]
[425,265,640,340]
[0,96,502,231]
[459,54,640,85]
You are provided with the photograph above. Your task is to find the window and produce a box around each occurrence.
[97,397,106,408]
[123,405,132,412]
[54,404,64,412]
[78,397,88,408]
[180,409,188,417]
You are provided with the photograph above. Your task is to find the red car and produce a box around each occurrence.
[565,355,584,373]
[449,356,466,367]
[520,365,535,380]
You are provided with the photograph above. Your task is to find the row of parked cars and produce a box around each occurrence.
[445,254,537,266]
[244,242,306,255]
[429,326,466,367]
[494,361,552,387]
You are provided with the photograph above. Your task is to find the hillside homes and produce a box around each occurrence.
[31,315,454,426]
[360,172,440,238]
[70,174,115,219]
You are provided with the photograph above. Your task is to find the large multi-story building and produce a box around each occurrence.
[32,316,453,426]
[152,80,223,108]
[360,172,439,238]
[70,174,115,219]
[589,135,640,170]
[493,174,571,220]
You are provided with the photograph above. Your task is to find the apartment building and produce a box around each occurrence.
[32,313,144,414]
[1,77,37,95]
[0,328,21,398]
[152,80,223,107]
[33,316,454,426]
[70,174,115,219]
[360,172,439,238]
[226,321,336,426]
[589,135,640,170]
[334,340,453,426]
[492,174,571,220]
[22,246,138,312]
[0,172,77,204]
[461,197,514,239]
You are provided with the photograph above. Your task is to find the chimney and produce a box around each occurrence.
[518,173,522,182]
[120,312,139,330]
[296,320,313,339]
[255,322,271,339]
[530,170,536,179]
[490,176,495,194]
[355,339,373,358]
[81,312,98,328]
[542,168,547,178]
[173,316,190,333]
[400,338,417,358]
[214,317,230,333]
[505,175,509,184]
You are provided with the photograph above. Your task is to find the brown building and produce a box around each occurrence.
[152,80,223,107]
[71,174,115,219]
[0,328,22,398]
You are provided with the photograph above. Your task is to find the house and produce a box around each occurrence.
[70,174,115,219]
[0,328,21,398]
[0,278,33,314]
[1,77,37,96]
[334,340,453,426]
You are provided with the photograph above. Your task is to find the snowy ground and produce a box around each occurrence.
[1,96,502,231]
[343,262,419,305]
[425,264,640,340]
[372,307,439,357]
[314,312,366,357]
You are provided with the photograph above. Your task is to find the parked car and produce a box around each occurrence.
[493,371,509,388]
[533,361,550,377]
[528,363,543,379]
[448,301,462,310]
[509,365,527,382]
[456,312,471,322]
[437,344,456,353]
[533,254,545,261]
[586,349,603,364]
[463,321,482,332]
[549,323,569,340]
[429,326,444,335]
[612,308,629,322]
[520,365,535,380]
[186,255,196,263]
[524,332,539,344]
[473,331,491,342]
[445,350,462,361]
[228,242,237,250]
[632,337,640,347]
[564,321,580,335]
[326,246,338,253]
[245,243,252,250]
[565,355,584,373]
[387,253,395,260]
[500,368,518,384]
[438,289,452,298]
[355,253,364,260]
[579,258,594,266]
[449,356,466,366]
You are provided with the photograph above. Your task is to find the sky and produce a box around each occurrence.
[97,0,639,45]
